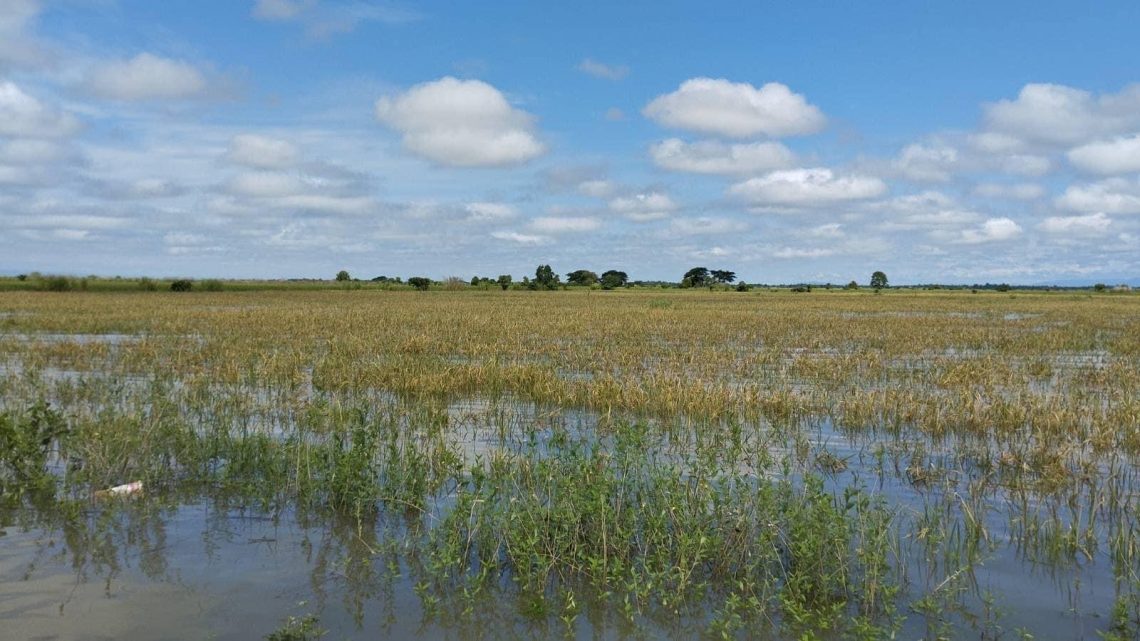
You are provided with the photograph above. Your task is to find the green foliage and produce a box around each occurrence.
[735,281,750,292]
[870,271,888,289]
[681,267,710,288]
[496,274,512,290]
[600,270,628,289]
[0,403,67,502]
[335,270,351,282]
[566,269,599,286]
[43,275,73,292]
[201,279,224,292]
[265,614,324,641]
[710,269,736,284]
[1094,283,1107,292]
[408,277,431,291]
[170,279,193,292]
[533,264,559,290]
[846,280,859,290]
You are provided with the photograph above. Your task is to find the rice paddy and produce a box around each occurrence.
[1,287,1138,639]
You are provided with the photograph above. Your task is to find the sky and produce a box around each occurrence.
[2,1,1140,284]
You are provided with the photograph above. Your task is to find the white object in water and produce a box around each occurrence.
[103,481,143,497]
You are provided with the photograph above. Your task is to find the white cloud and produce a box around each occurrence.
[666,217,748,236]
[227,134,299,169]
[1056,178,1140,214]
[729,168,886,207]
[650,138,795,175]
[465,202,517,221]
[894,143,958,182]
[253,0,419,37]
[643,78,826,138]
[973,182,1044,200]
[1040,212,1112,235]
[804,223,844,238]
[530,216,600,233]
[252,0,314,20]
[0,81,80,138]
[577,59,629,81]
[86,53,209,101]
[982,83,1140,147]
[227,172,305,198]
[609,192,678,222]
[0,0,46,69]
[577,179,615,198]
[771,247,836,259]
[1068,135,1140,175]
[375,77,545,167]
[956,217,1023,244]
[996,154,1051,176]
[491,230,548,244]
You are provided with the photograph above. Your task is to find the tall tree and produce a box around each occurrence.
[600,270,628,289]
[682,267,710,288]
[710,269,736,284]
[534,264,559,290]
[566,270,599,286]
[870,271,888,289]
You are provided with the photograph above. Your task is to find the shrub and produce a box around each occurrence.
[735,282,750,292]
[408,277,431,291]
[43,276,72,292]
[170,279,193,292]
[201,279,224,292]
[138,277,159,291]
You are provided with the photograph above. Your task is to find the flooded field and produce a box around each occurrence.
[2,289,1139,640]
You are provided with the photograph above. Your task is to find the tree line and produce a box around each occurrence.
[335,267,891,291]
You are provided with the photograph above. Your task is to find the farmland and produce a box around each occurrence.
[2,287,1139,640]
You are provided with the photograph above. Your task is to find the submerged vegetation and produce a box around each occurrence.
[1,287,1138,639]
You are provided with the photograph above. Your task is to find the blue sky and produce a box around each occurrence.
[2,1,1140,284]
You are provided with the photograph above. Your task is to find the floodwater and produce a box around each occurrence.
[1,401,1129,640]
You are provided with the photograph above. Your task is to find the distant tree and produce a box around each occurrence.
[471,276,480,287]
[408,276,431,291]
[845,280,859,290]
[735,282,750,292]
[16,274,27,281]
[600,270,628,290]
[170,279,193,292]
[870,271,888,289]
[1094,283,1107,292]
[566,269,599,286]
[681,267,710,288]
[710,269,736,284]
[534,264,559,290]
[995,283,1011,292]
[497,274,512,290]
[335,270,351,282]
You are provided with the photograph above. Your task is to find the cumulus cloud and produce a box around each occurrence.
[666,217,748,236]
[86,53,209,101]
[650,138,795,175]
[956,217,1023,244]
[530,216,600,233]
[227,172,306,198]
[0,0,47,69]
[375,77,545,167]
[982,83,1140,147]
[577,59,628,80]
[894,143,958,182]
[0,82,80,138]
[465,202,517,221]
[608,192,678,222]
[729,168,886,207]
[973,182,1044,200]
[253,0,419,37]
[771,246,836,259]
[1056,178,1140,214]
[578,179,615,198]
[1068,135,1140,175]
[491,230,548,245]
[1040,212,1112,235]
[643,78,826,138]
[227,134,299,169]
